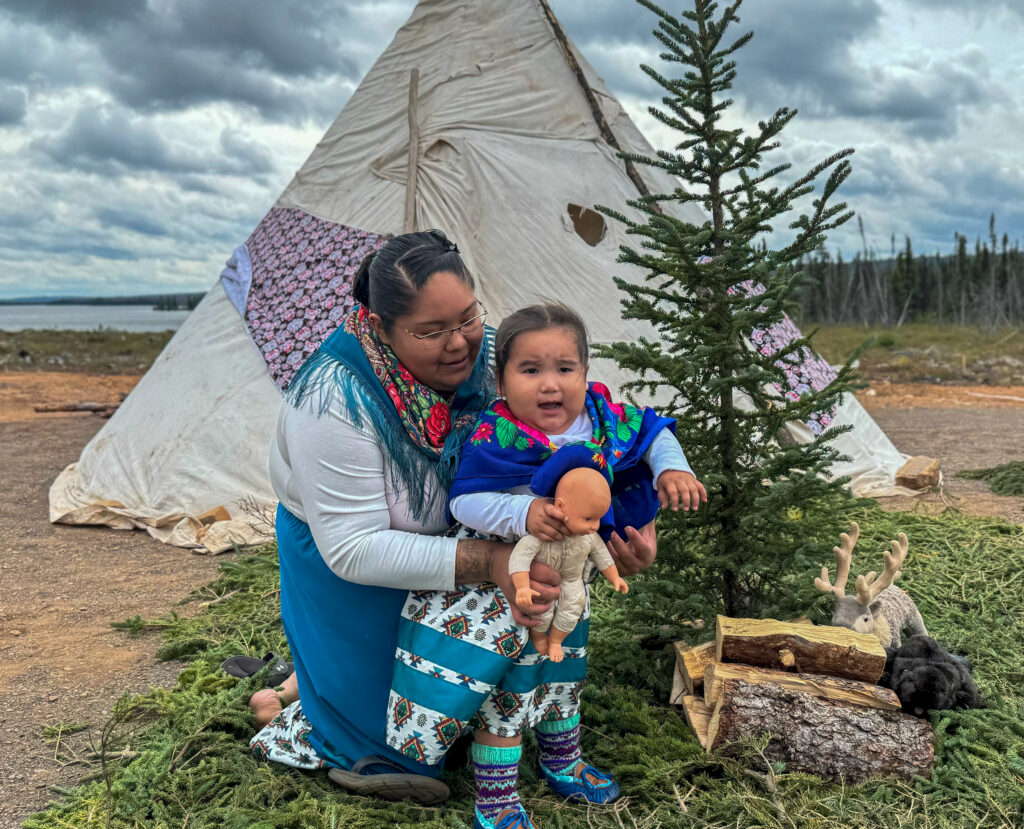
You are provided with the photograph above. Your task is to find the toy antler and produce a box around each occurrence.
[815,521,859,597]
[856,532,908,605]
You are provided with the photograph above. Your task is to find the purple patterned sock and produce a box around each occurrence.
[471,742,522,822]
[535,713,582,774]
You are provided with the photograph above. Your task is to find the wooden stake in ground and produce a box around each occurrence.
[716,616,887,683]
[707,679,934,782]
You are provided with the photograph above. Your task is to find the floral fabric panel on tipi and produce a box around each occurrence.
[728,278,839,435]
[242,207,386,390]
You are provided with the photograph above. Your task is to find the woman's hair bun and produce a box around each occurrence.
[352,250,377,307]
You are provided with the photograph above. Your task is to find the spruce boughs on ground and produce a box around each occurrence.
[597,0,861,628]
[25,506,1024,828]
[959,461,1024,496]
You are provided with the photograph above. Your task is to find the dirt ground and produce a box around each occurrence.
[0,372,1022,827]
[0,374,226,828]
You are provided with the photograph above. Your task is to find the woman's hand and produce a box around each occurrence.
[488,547,561,628]
[605,520,658,578]
[526,497,569,542]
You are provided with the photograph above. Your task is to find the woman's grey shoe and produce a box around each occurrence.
[327,755,450,805]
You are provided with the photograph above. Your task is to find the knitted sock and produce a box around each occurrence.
[471,742,522,823]
[535,713,582,775]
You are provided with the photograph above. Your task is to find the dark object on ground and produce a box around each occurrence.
[881,635,981,717]
[959,460,1024,496]
[220,652,293,688]
[328,755,450,805]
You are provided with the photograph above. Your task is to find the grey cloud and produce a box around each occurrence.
[549,0,661,47]
[78,0,359,121]
[905,0,1024,17]
[0,0,144,31]
[95,207,169,237]
[34,105,192,174]
[33,104,277,177]
[0,86,27,125]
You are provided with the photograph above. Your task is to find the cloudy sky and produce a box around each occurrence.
[1,0,1021,299]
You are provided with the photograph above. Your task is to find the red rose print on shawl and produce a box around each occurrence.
[425,403,452,447]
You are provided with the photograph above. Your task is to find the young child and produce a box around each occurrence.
[388,303,705,829]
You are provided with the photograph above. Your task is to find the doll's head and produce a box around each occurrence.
[554,467,612,536]
[494,303,589,435]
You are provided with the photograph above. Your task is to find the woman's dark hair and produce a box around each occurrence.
[494,302,589,384]
[351,229,473,332]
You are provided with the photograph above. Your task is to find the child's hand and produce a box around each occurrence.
[527,498,569,542]
[516,585,541,609]
[612,577,629,595]
[657,470,708,512]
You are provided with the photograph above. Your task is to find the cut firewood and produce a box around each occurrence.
[672,640,716,698]
[716,616,886,683]
[707,679,933,782]
[680,695,712,749]
[703,663,901,711]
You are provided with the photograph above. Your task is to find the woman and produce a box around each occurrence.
[248,230,658,824]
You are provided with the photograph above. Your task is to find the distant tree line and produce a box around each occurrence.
[794,216,1024,328]
[153,293,204,311]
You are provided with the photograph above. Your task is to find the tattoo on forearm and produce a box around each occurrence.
[454,539,492,584]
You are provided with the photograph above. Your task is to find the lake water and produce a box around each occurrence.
[0,305,192,332]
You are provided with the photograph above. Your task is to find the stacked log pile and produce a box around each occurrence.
[672,616,934,782]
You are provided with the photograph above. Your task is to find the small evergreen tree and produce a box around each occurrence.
[597,0,862,628]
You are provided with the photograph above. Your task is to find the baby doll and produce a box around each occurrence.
[510,467,628,662]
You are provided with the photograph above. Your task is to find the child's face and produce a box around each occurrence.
[498,327,587,435]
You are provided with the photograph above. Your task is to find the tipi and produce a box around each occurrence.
[49,0,911,552]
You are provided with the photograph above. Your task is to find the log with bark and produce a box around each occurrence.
[706,679,933,782]
[703,663,901,711]
[716,616,887,683]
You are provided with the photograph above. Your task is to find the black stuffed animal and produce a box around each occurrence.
[881,634,981,717]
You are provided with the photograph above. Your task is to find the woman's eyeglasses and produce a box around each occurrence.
[403,305,487,344]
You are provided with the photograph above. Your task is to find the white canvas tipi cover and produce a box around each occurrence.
[49,0,911,552]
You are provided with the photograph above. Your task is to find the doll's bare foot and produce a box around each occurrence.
[547,642,564,662]
[530,630,550,655]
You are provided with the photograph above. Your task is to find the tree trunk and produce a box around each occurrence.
[708,679,934,782]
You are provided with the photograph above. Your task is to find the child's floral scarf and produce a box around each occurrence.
[449,382,675,539]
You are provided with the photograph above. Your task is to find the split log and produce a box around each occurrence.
[680,695,712,749]
[703,663,901,711]
[672,640,716,699]
[707,679,933,782]
[716,616,886,683]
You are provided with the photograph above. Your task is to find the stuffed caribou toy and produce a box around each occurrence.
[815,521,928,649]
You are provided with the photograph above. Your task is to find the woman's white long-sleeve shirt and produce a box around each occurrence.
[269,394,458,591]
[449,411,691,538]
